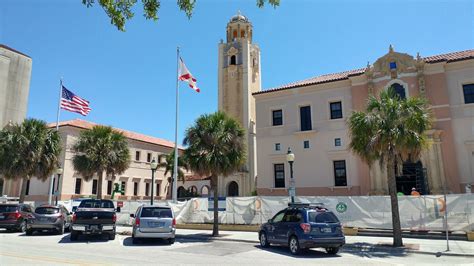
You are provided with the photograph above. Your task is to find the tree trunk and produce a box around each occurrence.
[19,177,28,203]
[97,171,104,200]
[387,157,403,247]
[211,174,219,237]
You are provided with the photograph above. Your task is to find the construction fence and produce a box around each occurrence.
[61,194,473,232]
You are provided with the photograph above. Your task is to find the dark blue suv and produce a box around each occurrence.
[259,203,345,255]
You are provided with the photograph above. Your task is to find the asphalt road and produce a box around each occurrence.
[0,230,472,265]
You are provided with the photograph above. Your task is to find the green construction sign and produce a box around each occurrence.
[336,202,347,213]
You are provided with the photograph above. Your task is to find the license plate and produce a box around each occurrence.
[149,222,164,227]
[90,225,99,230]
[40,218,48,222]
[0,215,4,219]
[321,227,332,233]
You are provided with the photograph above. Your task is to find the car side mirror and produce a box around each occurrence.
[130,214,135,218]
[268,219,272,223]
[72,207,77,213]
[116,207,121,213]
[69,212,73,215]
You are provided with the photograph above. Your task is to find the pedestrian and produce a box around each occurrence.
[411,187,421,196]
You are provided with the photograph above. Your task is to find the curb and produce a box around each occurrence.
[175,234,474,258]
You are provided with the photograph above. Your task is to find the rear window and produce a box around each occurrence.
[308,212,339,223]
[78,200,114,209]
[35,207,59,214]
[0,205,18,213]
[140,207,172,218]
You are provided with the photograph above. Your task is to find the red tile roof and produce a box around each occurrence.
[49,119,183,150]
[185,174,210,181]
[254,49,474,95]
[0,44,31,58]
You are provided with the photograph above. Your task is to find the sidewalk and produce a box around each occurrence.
[116,226,474,258]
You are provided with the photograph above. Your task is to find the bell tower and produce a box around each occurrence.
[217,11,261,196]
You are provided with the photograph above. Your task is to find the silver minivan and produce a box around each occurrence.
[130,205,176,244]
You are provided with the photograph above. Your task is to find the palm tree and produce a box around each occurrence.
[72,125,130,199]
[183,112,246,236]
[348,88,432,247]
[157,150,188,198]
[0,118,61,203]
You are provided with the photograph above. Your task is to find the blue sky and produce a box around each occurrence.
[1,0,473,144]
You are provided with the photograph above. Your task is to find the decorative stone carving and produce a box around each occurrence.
[416,52,426,95]
[365,61,374,95]
[372,45,418,79]
[227,46,239,56]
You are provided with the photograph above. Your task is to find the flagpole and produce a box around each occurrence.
[48,78,62,205]
[172,47,180,203]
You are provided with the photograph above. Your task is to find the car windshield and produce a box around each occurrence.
[308,212,339,223]
[0,205,18,213]
[140,207,172,218]
[78,200,114,209]
[35,207,59,214]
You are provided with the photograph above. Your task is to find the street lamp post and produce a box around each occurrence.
[286,147,295,204]
[54,166,63,205]
[150,158,158,206]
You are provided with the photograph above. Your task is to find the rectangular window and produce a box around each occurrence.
[300,106,312,131]
[25,180,30,196]
[274,164,285,188]
[272,110,283,126]
[74,179,82,194]
[145,183,150,196]
[133,182,138,196]
[303,140,310,149]
[275,143,281,151]
[92,179,98,195]
[107,180,113,195]
[121,181,126,194]
[333,160,347,187]
[156,183,160,197]
[135,151,140,161]
[330,102,343,119]
[335,138,342,147]
[463,84,474,104]
[147,153,152,163]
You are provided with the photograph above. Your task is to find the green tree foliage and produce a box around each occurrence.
[157,150,188,198]
[348,88,432,247]
[183,111,246,236]
[72,125,131,199]
[82,0,280,31]
[0,119,61,203]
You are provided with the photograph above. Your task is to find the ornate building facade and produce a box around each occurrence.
[218,12,473,196]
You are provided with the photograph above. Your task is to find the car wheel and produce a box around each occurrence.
[26,228,34,236]
[168,238,175,245]
[57,223,65,235]
[65,223,71,232]
[289,236,302,255]
[326,247,340,255]
[109,232,116,240]
[18,220,27,233]
[259,232,270,248]
[70,230,79,241]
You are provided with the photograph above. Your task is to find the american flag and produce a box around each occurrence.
[60,86,91,116]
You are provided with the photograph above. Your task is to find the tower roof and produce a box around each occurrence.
[230,10,249,23]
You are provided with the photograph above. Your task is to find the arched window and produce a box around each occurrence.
[390,83,406,100]
[227,181,239,197]
[233,30,237,39]
[241,30,245,38]
[230,55,236,65]
[177,186,186,199]
[201,185,209,197]
[188,186,197,194]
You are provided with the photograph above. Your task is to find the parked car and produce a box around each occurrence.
[70,199,117,241]
[258,203,345,255]
[0,203,34,232]
[26,205,72,235]
[130,205,176,244]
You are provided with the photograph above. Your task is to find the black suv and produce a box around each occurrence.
[259,203,345,255]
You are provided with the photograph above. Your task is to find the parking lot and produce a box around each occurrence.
[0,229,471,265]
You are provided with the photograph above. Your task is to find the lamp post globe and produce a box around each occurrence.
[150,158,158,205]
[286,148,295,203]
